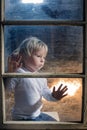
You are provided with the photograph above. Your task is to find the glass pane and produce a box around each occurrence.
[5,0,83,20]
[4,25,83,73]
[4,78,82,122]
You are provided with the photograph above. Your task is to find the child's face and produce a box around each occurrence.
[24,47,47,72]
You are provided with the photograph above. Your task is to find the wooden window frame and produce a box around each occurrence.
[0,0,87,129]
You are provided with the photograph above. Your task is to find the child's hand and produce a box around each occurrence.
[52,84,68,100]
[7,54,22,72]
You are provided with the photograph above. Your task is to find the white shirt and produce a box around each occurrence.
[6,68,57,120]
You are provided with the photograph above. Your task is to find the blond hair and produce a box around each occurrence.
[12,36,48,57]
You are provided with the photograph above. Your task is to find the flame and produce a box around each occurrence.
[50,80,81,96]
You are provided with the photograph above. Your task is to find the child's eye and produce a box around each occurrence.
[37,55,41,57]
[36,54,46,59]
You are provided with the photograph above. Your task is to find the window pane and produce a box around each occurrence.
[4,78,82,122]
[4,25,83,73]
[5,0,83,20]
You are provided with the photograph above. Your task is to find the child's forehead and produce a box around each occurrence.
[34,48,47,55]
[36,46,47,52]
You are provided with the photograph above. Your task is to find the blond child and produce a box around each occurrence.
[6,36,68,121]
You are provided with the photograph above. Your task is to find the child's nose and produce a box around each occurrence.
[41,58,44,62]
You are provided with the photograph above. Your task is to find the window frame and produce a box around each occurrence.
[0,0,87,129]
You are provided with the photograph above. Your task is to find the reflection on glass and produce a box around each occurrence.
[22,0,44,4]
[5,78,82,122]
[5,0,83,20]
[4,25,83,73]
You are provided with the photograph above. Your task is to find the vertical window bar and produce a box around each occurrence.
[83,0,87,125]
[0,0,4,128]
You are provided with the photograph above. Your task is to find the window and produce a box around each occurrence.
[0,0,87,129]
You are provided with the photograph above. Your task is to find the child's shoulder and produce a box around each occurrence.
[16,67,32,73]
[16,68,26,73]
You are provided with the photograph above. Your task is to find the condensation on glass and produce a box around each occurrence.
[5,0,83,20]
[4,25,83,73]
[4,77,82,122]
[3,0,84,125]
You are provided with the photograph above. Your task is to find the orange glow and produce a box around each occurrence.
[50,80,81,96]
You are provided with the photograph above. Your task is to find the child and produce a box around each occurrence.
[5,36,68,121]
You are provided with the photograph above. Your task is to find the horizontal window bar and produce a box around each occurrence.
[2,73,85,78]
[1,20,87,26]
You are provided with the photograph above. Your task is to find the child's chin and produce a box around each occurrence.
[37,66,43,71]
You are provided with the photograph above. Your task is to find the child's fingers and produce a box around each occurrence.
[8,56,12,63]
[61,86,68,92]
[57,84,63,91]
[61,93,68,98]
[17,55,22,64]
[53,86,55,92]
[18,62,23,68]
[13,54,22,65]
